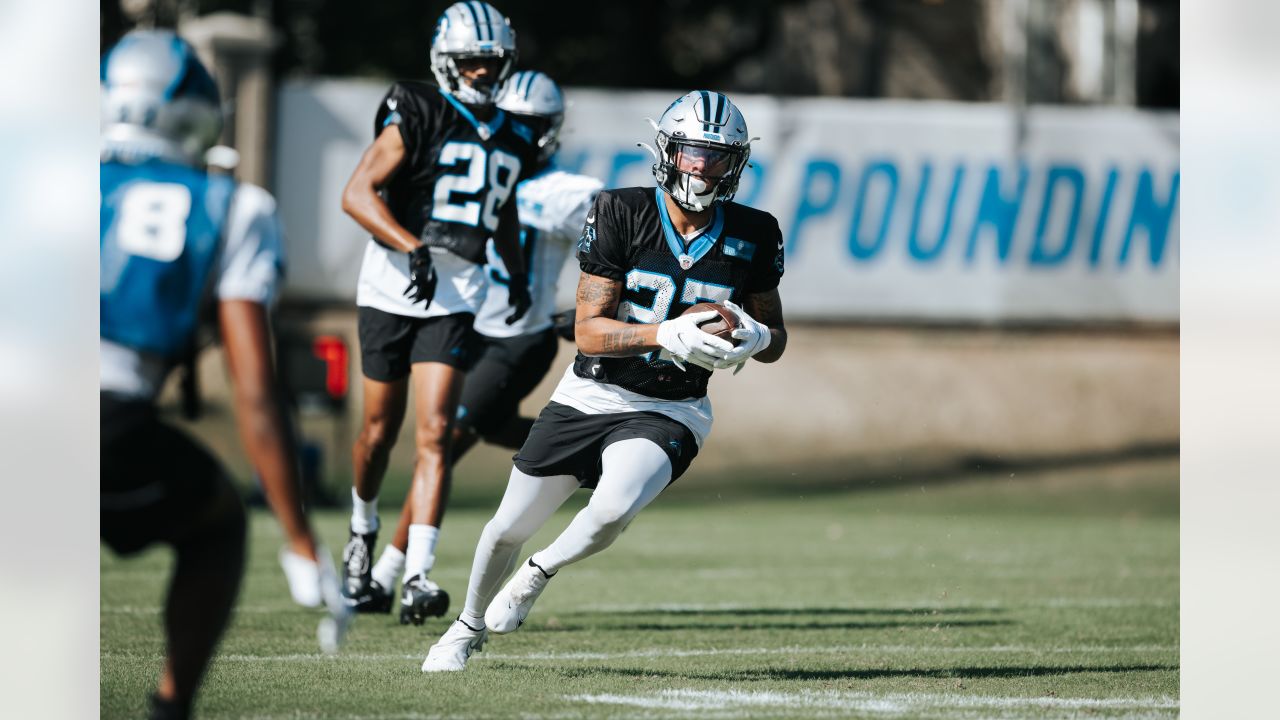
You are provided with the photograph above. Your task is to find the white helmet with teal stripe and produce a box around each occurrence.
[496,70,564,165]
[642,90,754,212]
[430,1,518,106]
[100,29,223,164]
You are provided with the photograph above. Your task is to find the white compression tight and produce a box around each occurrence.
[460,438,674,624]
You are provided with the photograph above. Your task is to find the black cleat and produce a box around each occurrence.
[399,574,450,625]
[345,579,394,614]
[340,528,377,599]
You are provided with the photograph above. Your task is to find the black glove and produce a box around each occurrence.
[505,272,532,325]
[551,308,576,341]
[403,245,437,307]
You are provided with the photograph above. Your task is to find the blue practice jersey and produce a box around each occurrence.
[100,157,285,400]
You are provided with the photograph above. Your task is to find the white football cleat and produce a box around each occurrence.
[422,618,487,672]
[485,558,554,634]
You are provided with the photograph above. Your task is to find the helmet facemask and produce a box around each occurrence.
[431,51,516,106]
[430,2,518,107]
[654,134,750,212]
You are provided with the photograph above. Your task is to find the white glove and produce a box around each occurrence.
[656,310,735,371]
[716,300,772,374]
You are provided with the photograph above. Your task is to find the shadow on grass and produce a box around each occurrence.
[524,618,1013,633]
[545,663,1177,682]
[567,606,1002,618]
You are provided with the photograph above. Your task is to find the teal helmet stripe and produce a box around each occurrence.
[714,92,726,125]
[477,1,494,41]
[463,2,487,41]
[699,90,713,132]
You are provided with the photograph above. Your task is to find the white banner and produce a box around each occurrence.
[275,81,1179,323]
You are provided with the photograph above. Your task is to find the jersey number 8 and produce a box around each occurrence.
[431,141,521,232]
[115,183,193,262]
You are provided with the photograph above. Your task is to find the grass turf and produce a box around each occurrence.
[101,456,1177,719]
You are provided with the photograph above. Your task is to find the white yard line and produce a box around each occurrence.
[577,599,1177,612]
[567,688,1179,714]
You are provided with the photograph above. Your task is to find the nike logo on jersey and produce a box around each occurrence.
[585,212,595,224]
[387,99,398,110]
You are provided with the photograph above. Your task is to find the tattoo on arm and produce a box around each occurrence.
[746,289,784,329]
[576,274,621,323]
[600,327,647,353]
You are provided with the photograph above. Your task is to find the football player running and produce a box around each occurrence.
[356,71,604,621]
[422,90,787,671]
[339,2,538,623]
[100,30,348,719]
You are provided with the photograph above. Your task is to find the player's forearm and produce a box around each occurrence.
[491,215,526,275]
[341,184,419,253]
[575,317,662,357]
[232,393,316,556]
[754,327,787,363]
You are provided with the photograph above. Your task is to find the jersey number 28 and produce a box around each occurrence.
[431,141,521,232]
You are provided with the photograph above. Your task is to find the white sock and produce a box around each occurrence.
[371,545,405,589]
[404,524,439,581]
[350,487,379,534]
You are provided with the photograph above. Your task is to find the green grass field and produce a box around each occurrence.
[101,456,1178,719]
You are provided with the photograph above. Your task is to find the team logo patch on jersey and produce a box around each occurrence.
[722,236,756,261]
[578,225,596,253]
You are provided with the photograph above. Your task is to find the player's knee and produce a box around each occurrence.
[180,481,247,573]
[414,415,451,454]
[585,495,635,532]
[481,516,532,548]
[358,418,398,455]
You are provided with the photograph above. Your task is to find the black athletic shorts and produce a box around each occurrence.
[457,328,560,437]
[513,401,699,489]
[357,306,481,381]
[100,393,234,555]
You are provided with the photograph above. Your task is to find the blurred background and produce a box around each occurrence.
[98,0,1178,505]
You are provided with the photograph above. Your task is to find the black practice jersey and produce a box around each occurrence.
[373,81,538,264]
[574,187,785,401]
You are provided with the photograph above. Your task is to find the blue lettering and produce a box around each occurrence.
[1119,169,1179,267]
[554,148,588,175]
[908,162,965,263]
[1029,165,1085,266]
[966,163,1028,264]
[787,158,841,258]
[848,160,898,261]
[1089,167,1119,268]
[604,150,650,190]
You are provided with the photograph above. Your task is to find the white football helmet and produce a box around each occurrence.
[100,29,223,164]
[496,70,564,166]
[642,90,754,212]
[430,2,518,106]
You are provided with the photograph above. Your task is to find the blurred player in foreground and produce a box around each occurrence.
[339,1,536,624]
[422,90,787,671]
[354,71,603,621]
[100,30,348,719]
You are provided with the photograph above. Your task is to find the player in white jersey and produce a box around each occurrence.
[351,71,605,620]
[421,90,787,672]
[100,30,347,719]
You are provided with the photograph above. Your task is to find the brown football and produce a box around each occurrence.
[683,302,742,345]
